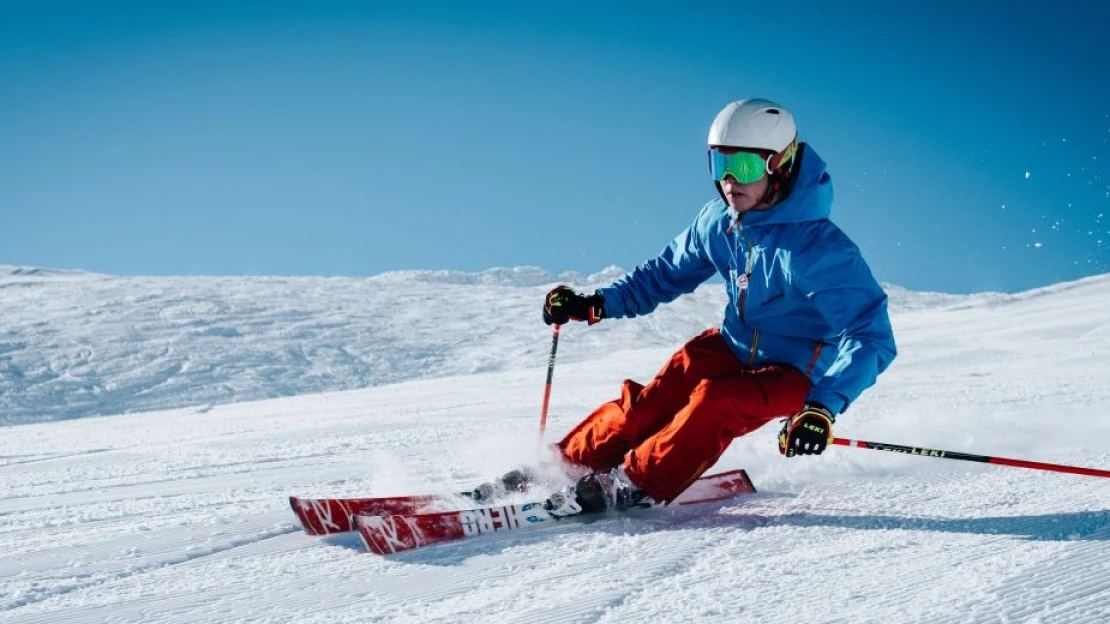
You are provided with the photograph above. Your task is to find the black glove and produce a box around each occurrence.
[543,286,605,326]
[778,402,834,457]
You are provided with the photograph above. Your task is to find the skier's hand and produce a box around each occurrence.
[543,286,605,325]
[778,403,834,457]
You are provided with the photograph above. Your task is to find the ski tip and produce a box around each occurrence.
[738,469,757,494]
[288,496,313,534]
[288,496,351,536]
[701,468,757,494]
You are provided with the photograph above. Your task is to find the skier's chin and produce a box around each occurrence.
[726,196,758,213]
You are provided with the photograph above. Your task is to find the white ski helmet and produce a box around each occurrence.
[708,98,799,176]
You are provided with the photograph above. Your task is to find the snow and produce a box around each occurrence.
[2,265,1110,622]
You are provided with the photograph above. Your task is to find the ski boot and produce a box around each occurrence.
[471,467,536,504]
[544,466,654,517]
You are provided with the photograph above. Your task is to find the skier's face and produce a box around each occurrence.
[719,173,770,213]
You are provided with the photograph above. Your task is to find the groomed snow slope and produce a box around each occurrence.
[0,265,976,425]
[2,268,1109,623]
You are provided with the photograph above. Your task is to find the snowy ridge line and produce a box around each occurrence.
[885,272,1110,311]
[8,265,1106,426]
[365,265,628,287]
[0,265,107,280]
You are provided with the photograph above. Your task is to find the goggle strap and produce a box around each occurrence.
[767,137,798,173]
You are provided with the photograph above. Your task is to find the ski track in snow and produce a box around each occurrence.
[1,266,1110,622]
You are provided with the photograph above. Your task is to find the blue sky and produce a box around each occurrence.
[1,1,1107,293]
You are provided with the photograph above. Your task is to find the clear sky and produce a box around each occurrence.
[1,1,1107,293]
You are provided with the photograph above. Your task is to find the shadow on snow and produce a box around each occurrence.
[734,509,1110,543]
[375,498,1110,566]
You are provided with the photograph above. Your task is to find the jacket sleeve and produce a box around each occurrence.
[798,240,897,415]
[597,205,718,319]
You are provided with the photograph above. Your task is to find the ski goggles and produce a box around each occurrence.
[708,147,772,184]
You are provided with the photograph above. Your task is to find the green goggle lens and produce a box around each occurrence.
[709,148,769,184]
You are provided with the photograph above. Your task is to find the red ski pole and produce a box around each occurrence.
[538,324,561,440]
[832,437,1110,479]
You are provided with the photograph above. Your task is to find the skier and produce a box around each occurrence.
[538,98,898,515]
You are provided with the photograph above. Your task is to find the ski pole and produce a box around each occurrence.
[538,324,561,440]
[832,437,1110,479]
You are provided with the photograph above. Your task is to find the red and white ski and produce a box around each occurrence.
[354,469,756,555]
[290,491,471,535]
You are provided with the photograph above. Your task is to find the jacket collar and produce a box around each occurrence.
[735,143,833,227]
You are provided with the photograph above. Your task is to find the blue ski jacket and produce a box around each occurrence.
[598,144,896,415]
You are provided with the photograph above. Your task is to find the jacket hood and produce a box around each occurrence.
[735,143,833,227]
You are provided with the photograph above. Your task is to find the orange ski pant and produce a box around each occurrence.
[558,328,810,503]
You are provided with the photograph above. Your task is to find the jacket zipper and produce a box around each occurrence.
[736,215,753,323]
[735,215,760,366]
